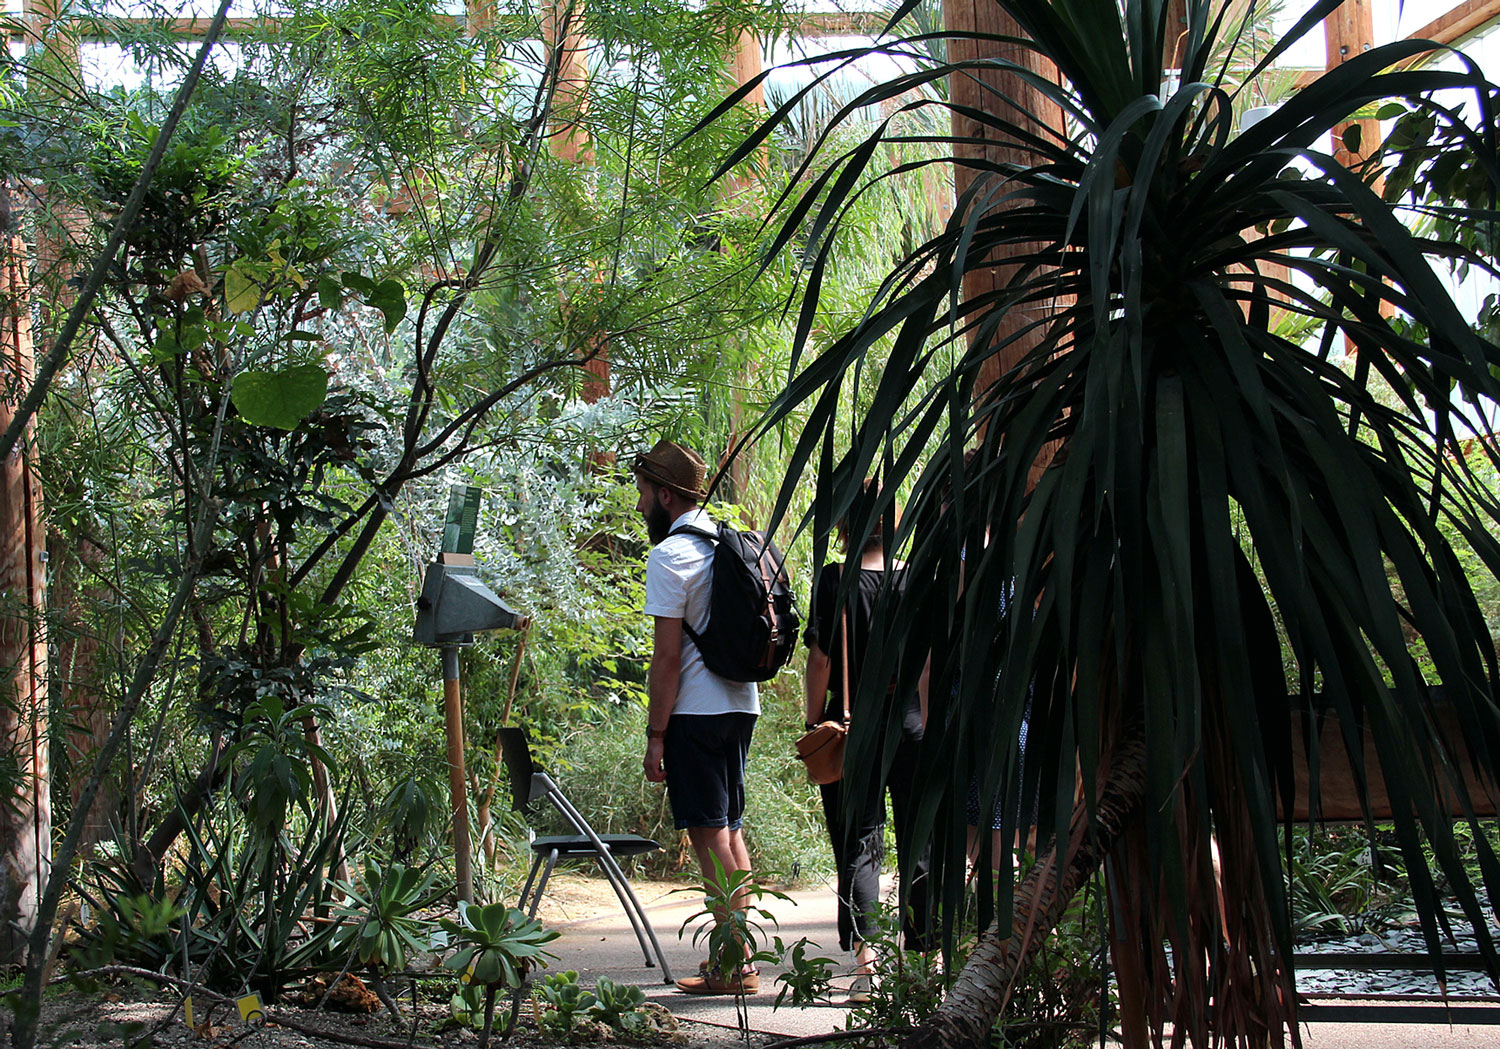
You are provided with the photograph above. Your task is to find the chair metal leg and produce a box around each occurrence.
[528,850,562,920]
[592,848,675,983]
[595,857,655,967]
[517,853,547,914]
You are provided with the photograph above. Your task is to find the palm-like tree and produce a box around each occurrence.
[720,1,1500,1045]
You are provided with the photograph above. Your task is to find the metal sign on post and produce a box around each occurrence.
[413,485,529,903]
[441,485,482,557]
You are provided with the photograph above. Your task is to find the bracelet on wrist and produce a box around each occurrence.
[647,726,667,740]
[804,721,818,732]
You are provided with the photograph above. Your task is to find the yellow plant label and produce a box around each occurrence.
[236,992,265,1023]
[461,959,475,986]
[183,997,194,1028]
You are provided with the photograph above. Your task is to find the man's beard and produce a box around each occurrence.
[645,500,673,544]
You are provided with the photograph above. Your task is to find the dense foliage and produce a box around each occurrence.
[728,0,1500,1044]
[0,2,951,1041]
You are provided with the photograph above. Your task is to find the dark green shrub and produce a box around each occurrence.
[72,800,347,999]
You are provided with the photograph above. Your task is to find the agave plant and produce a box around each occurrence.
[331,857,447,1019]
[441,902,558,1048]
[714,1,1500,1046]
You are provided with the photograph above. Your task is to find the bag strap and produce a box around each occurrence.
[668,521,717,645]
[838,600,851,728]
[668,522,719,543]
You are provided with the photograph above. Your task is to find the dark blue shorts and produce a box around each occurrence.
[664,712,756,830]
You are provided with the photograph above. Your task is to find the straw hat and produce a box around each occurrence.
[631,439,708,502]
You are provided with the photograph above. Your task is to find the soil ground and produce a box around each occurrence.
[3,875,789,1049]
[15,985,772,1049]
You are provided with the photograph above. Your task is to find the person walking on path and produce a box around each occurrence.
[632,439,761,996]
[803,481,932,1003]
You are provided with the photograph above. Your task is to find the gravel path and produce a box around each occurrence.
[1295,922,1500,998]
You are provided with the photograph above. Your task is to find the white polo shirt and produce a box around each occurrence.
[643,508,759,717]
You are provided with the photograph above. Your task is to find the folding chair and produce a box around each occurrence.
[497,727,674,982]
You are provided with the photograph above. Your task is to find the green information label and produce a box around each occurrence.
[442,485,482,554]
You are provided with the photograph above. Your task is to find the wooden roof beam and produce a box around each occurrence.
[1410,0,1500,49]
[10,4,1500,66]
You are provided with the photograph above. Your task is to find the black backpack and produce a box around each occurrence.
[669,522,800,683]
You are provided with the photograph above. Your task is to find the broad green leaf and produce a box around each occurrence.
[341,271,376,296]
[368,278,407,334]
[317,273,344,310]
[232,363,329,430]
[223,261,260,314]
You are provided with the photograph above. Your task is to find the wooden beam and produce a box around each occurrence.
[7,16,270,40]
[1409,0,1500,49]
[789,12,894,38]
[13,3,1500,53]
[9,10,897,43]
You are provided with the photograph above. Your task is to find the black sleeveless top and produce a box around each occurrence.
[806,563,923,736]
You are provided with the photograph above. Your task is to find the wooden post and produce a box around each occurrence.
[539,2,610,421]
[442,646,474,903]
[1163,0,1188,71]
[1326,0,1379,167]
[722,29,766,515]
[543,0,593,165]
[0,185,48,967]
[1325,0,1386,347]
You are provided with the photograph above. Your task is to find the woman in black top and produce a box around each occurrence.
[803,491,931,999]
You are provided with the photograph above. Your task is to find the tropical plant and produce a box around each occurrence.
[677,857,793,1046]
[588,975,649,1035]
[441,901,559,1049]
[844,907,953,1034]
[71,796,347,996]
[70,891,183,974]
[330,857,446,1019]
[771,937,838,1008]
[2,0,832,1040]
[718,1,1500,1046]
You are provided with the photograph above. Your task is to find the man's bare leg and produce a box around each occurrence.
[687,826,753,964]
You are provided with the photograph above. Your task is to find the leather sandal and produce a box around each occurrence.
[674,967,760,995]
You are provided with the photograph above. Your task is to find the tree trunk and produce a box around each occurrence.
[131,733,227,887]
[0,186,49,968]
[49,536,116,854]
[901,735,1146,1049]
[944,0,1066,478]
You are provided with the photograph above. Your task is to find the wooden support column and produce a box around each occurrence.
[0,185,48,967]
[543,0,593,165]
[1326,0,1388,348]
[1164,0,1188,71]
[541,2,610,416]
[722,30,765,515]
[1326,0,1379,167]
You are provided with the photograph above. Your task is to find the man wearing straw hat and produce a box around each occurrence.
[631,439,761,995]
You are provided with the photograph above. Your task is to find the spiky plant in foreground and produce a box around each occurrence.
[713,1,1500,1045]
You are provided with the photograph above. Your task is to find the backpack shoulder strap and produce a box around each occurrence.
[667,522,720,543]
[668,522,718,645]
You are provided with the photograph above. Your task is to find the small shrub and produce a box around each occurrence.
[772,937,837,1007]
[441,902,559,1049]
[534,970,596,1038]
[589,975,649,1034]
